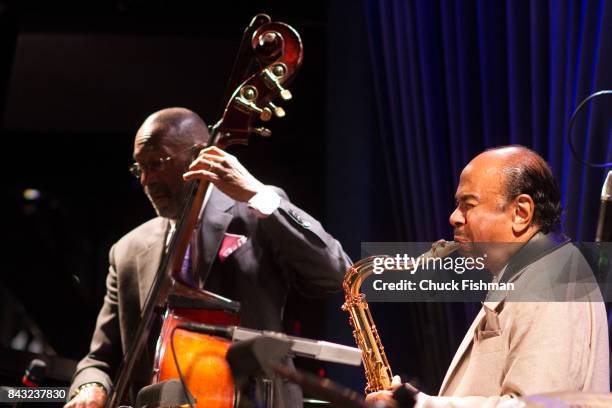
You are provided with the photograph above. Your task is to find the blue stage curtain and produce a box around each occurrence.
[363,0,612,242]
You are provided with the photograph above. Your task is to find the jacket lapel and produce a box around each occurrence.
[438,295,508,395]
[439,306,485,395]
[135,218,170,311]
[198,188,234,287]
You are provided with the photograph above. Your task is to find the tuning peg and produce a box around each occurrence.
[279,89,292,101]
[251,127,272,137]
[260,107,273,121]
[262,67,292,101]
[267,102,285,118]
[235,96,272,122]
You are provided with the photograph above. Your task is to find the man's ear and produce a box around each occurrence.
[512,194,535,234]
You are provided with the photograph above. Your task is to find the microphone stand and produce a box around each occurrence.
[596,171,612,242]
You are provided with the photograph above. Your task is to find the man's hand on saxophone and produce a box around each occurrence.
[365,376,422,406]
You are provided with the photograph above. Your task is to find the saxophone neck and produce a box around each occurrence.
[343,241,460,296]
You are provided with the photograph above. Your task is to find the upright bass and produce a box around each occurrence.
[106,14,303,408]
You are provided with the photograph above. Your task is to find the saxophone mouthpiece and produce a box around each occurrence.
[430,240,460,258]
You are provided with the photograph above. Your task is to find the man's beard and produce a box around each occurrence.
[145,187,186,220]
[150,200,177,219]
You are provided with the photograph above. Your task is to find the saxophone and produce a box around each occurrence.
[342,240,460,393]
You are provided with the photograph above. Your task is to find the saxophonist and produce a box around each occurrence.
[367,146,609,407]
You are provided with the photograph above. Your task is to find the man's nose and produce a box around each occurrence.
[449,207,464,227]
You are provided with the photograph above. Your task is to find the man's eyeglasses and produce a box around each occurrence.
[129,144,203,179]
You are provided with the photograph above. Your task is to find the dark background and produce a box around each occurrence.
[2,0,611,401]
[1,0,340,392]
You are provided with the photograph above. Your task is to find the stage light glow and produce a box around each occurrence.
[23,189,41,201]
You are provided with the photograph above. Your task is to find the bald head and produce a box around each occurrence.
[478,146,562,233]
[476,146,547,173]
[135,107,209,152]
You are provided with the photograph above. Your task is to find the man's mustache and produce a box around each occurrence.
[145,185,172,197]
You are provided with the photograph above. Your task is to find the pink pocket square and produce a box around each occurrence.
[219,233,248,262]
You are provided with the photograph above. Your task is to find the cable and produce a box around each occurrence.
[567,90,612,168]
[170,326,195,408]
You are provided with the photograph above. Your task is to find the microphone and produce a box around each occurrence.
[22,359,47,388]
[596,171,612,242]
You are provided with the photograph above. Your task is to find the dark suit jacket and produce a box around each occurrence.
[70,187,351,406]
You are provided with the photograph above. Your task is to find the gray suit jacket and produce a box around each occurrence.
[70,187,351,406]
[420,233,609,407]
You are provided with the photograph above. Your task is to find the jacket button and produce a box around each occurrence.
[287,209,310,228]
